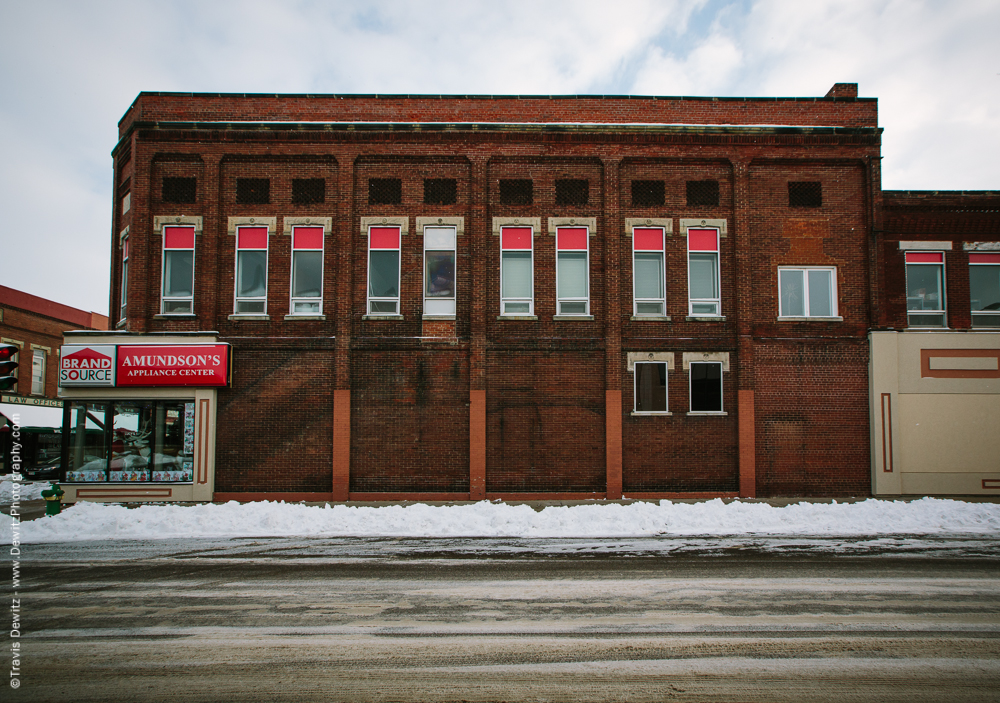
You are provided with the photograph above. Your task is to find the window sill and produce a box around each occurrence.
[153,314,197,320]
[115,319,127,329]
[686,411,728,416]
[228,314,270,321]
[553,315,594,321]
[496,315,538,321]
[778,316,843,322]
[631,315,671,321]
[284,315,326,321]
[363,314,404,320]
[422,315,456,321]
[686,316,726,322]
[631,411,672,416]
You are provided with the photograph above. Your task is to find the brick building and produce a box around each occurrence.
[57,83,894,502]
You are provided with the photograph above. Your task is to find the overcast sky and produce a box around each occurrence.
[1,0,997,315]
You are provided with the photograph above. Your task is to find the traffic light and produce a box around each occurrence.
[0,343,18,392]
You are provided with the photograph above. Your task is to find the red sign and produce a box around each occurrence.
[115,345,229,387]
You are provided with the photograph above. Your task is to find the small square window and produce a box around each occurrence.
[632,180,664,207]
[556,179,589,206]
[686,180,719,207]
[369,178,402,205]
[292,178,325,204]
[499,179,533,205]
[424,179,457,205]
[236,178,270,204]
[789,181,822,208]
[163,177,197,204]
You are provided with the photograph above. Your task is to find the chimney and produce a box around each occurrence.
[825,83,858,99]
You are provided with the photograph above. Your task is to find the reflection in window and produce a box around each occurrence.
[690,362,723,412]
[424,226,456,316]
[634,362,667,413]
[970,254,1000,327]
[905,252,945,327]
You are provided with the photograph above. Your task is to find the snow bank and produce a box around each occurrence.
[5,497,1000,543]
[1,477,50,502]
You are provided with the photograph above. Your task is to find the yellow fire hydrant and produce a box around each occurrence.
[42,483,65,516]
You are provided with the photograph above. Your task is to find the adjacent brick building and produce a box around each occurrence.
[61,82,976,502]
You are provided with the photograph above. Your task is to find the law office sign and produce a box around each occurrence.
[59,344,230,388]
[59,345,117,386]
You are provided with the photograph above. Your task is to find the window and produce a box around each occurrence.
[556,179,588,206]
[632,180,664,207]
[634,362,667,413]
[122,192,131,214]
[290,226,324,314]
[556,227,589,315]
[368,226,401,314]
[236,178,270,204]
[64,400,196,483]
[499,179,533,205]
[369,178,402,205]
[970,253,1000,327]
[778,267,837,318]
[905,252,946,327]
[292,178,325,204]
[31,349,45,396]
[688,228,720,316]
[789,181,822,208]
[235,226,269,313]
[119,237,129,320]
[500,226,533,315]
[423,226,456,316]
[690,362,723,413]
[163,177,197,204]
[686,180,719,207]
[161,225,195,314]
[424,179,457,205]
[633,227,665,316]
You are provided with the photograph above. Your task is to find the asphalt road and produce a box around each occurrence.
[11,537,1000,702]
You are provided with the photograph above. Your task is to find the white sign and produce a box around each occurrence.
[59,345,117,387]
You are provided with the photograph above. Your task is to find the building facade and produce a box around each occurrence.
[59,83,896,502]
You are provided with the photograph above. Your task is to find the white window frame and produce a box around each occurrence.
[969,254,1000,328]
[905,252,946,328]
[555,226,590,316]
[777,266,838,319]
[689,360,724,414]
[687,228,721,317]
[633,361,668,414]
[119,236,129,321]
[234,225,269,314]
[632,227,666,317]
[500,226,534,316]
[289,225,325,315]
[423,226,457,317]
[367,225,402,316]
[161,225,196,315]
[31,348,45,396]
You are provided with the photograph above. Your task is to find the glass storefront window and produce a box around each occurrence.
[63,399,195,483]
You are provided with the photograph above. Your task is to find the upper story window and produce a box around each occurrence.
[970,252,1000,328]
[119,236,129,320]
[369,178,402,205]
[121,192,131,214]
[555,179,588,206]
[686,180,719,207]
[687,228,721,317]
[789,181,822,208]
[163,177,197,204]
[778,267,838,318]
[690,361,723,413]
[423,226,457,317]
[235,226,269,313]
[292,179,325,205]
[31,349,45,396]
[499,179,533,206]
[424,179,457,205]
[161,226,195,314]
[631,180,664,207]
[555,227,589,316]
[367,226,401,315]
[500,226,533,315]
[905,252,946,327]
[634,362,667,413]
[632,227,666,317]
[290,226,324,315]
[236,178,270,204]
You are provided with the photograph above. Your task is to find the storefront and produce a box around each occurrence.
[57,333,228,502]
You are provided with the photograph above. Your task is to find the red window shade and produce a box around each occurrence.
[501,227,532,250]
[688,228,718,252]
[369,226,400,249]
[164,226,195,250]
[556,227,588,251]
[970,253,1000,264]
[633,228,663,251]
[906,252,943,263]
[237,226,268,249]
[293,226,324,250]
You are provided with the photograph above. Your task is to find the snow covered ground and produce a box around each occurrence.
[2,473,999,544]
